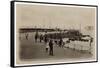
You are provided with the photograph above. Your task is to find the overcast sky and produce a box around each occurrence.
[16,2,96,31]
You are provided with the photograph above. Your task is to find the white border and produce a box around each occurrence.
[15,1,96,8]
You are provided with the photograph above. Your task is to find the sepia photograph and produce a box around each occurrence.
[11,1,98,67]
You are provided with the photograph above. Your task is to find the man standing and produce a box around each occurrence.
[59,38,63,47]
[44,34,48,44]
[49,39,54,56]
[35,31,39,42]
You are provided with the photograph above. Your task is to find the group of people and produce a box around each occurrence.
[34,31,65,56]
[20,31,93,56]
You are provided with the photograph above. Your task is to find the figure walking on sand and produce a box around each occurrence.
[59,38,63,47]
[49,39,54,56]
[44,34,48,44]
[25,33,28,40]
[45,41,49,53]
[35,31,39,42]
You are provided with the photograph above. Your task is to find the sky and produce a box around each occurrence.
[16,2,96,35]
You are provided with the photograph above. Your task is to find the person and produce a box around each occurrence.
[45,42,49,53]
[55,40,58,45]
[44,34,48,44]
[25,33,28,40]
[49,39,54,56]
[40,34,43,42]
[59,38,63,47]
[35,31,39,42]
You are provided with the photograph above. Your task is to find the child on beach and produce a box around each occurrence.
[45,41,49,53]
